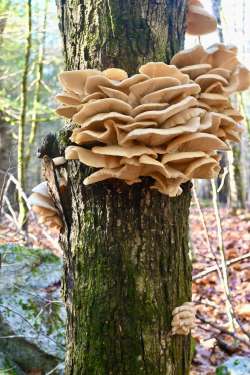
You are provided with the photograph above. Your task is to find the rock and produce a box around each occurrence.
[0,244,65,374]
[216,356,250,375]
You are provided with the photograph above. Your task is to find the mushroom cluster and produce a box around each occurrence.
[28,182,62,230]
[187,0,217,36]
[171,302,196,336]
[56,63,233,197]
[171,44,250,142]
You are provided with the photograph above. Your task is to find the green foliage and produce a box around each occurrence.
[0,0,63,194]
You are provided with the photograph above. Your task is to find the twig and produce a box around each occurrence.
[211,179,238,334]
[193,252,250,281]
[197,313,250,348]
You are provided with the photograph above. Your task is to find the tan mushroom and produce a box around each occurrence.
[56,105,82,119]
[120,117,201,146]
[171,302,196,336]
[72,98,132,125]
[85,73,148,95]
[59,69,100,96]
[180,64,212,79]
[131,103,169,117]
[162,107,205,129]
[28,182,62,230]
[92,144,157,158]
[65,145,121,168]
[103,68,128,81]
[166,132,229,153]
[139,62,189,83]
[187,0,217,36]
[99,86,129,102]
[70,119,118,145]
[140,83,200,104]
[184,156,220,179]
[170,45,207,68]
[83,164,142,185]
[135,96,198,123]
[55,91,82,105]
[78,112,133,130]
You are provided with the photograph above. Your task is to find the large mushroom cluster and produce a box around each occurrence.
[171,44,250,143]
[55,62,237,197]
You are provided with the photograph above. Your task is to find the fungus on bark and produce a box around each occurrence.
[28,181,62,230]
[186,0,217,36]
[52,59,248,198]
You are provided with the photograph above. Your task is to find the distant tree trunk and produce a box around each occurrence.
[212,0,246,209]
[25,0,48,169]
[55,1,192,374]
[17,0,32,227]
[0,2,12,197]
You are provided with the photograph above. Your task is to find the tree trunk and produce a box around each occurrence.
[17,0,32,227]
[55,1,192,374]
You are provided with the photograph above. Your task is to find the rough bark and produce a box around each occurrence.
[54,1,192,374]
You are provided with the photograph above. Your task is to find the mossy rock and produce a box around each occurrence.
[0,244,65,373]
[0,352,25,375]
[216,356,250,375]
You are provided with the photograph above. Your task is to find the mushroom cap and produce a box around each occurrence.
[187,4,217,36]
[129,77,181,101]
[208,68,231,80]
[132,103,169,117]
[86,74,148,94]
[170,45,207,68]
[83,165,142,185]
[78,112,133,130]
[116,121,159,132]
[199,93,229,108]
[166,132,229,153]
[223,109,244,122]
[72,98,132,125]
[140,83,200,104]
[184,156,220,178]
[103,68,128,81]
[236,65,250,91]
[65,145,121,168]
[56,105,81,119]
[162,107,205,129]
[99,85,129,102]
[29,192,58,213]
[135,96,197,123]
[55,91,82,105]
[92,144,157,158]
[195,73,228,91]
[59,69,100,95]
[120,117,201,146]
[31,181,49,197]
[180,64,212,80]
[139,62,189,83]
[70,120,118,145]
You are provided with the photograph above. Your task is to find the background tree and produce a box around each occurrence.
[54,0,192,374]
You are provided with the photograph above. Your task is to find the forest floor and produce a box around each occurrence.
[0,204,250,374]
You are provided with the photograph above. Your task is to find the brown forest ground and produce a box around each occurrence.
[0,205,249,374]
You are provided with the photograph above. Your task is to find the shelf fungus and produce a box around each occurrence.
[171,302,196,336]
[28,182,62,230]
[187,0,217,36]
[55,59,247,197]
